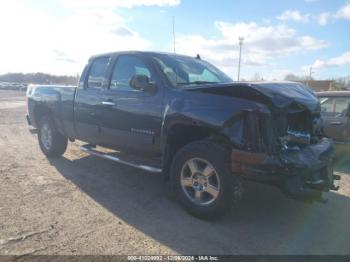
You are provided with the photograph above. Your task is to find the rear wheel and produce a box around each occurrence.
[38,115,68,157]
[170,140,242,220]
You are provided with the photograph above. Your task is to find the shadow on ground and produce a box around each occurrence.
[48,149,350,254]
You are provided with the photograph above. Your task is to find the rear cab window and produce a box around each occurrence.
[78,65,89,88]
[87,57,110,89]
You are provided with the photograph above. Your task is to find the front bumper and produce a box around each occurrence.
[231,138,340,203]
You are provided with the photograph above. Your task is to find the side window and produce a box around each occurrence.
[87,57,110,88]
[320,97,335,117]
[334,97,350,117]
[110,55,152,91]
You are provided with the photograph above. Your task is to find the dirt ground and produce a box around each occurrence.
[0,90,350,255]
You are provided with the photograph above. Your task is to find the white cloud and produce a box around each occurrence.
[318,12,331,25]
[317,2,350,25]
[0,2,155,75]
[0,0,182,75]
[277,10,310,23]
[335,2,350,19]
[176,21,328,78]
[276,3,350,26]
[307,51,350,70]
[299,36,329,50]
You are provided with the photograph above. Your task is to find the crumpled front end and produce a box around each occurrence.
[227,95,340,203]
[273,137,339,202]
[190,82,340,202]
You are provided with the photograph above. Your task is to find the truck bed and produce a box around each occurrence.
[27,85,77,139]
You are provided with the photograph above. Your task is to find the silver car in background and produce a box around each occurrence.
[318,91,350,145]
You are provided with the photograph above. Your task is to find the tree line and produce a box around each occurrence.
[0,73,79,85]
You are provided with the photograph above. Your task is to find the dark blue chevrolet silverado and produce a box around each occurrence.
[26,51,340,219]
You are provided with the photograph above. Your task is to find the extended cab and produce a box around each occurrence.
[26,51,340,219]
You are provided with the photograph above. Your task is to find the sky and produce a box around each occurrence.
[0,0,349,81]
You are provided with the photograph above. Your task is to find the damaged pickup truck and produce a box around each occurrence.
[26,51,340,219]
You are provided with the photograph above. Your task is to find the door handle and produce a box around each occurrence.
[331,121,343,126]
[101,101,116,106]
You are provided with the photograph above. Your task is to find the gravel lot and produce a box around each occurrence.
[0,90,349,255]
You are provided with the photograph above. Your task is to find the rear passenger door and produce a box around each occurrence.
[74,57,110,144]
[99,54,163,156]
[320,96,350,143]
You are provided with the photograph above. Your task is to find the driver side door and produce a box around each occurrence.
[99,54,163,156]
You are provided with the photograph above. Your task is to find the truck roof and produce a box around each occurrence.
[88,51,193,62]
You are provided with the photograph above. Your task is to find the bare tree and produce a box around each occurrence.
[252,72,262,81]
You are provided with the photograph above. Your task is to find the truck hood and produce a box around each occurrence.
[186,82,320,113]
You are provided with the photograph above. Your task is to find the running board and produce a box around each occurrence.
[80,145,162,173]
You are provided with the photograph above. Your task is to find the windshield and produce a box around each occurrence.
[152,54,233,88]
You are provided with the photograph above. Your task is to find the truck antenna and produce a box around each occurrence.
[172,16,179,85]
[172,16,176,54]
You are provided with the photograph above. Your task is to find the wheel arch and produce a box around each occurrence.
[162,122,231,181]
[33,104,53,126]
[33,103,66,136]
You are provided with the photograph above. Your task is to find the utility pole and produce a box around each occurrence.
[309,66,314,80]
[237,37,244,81]
[308,66,314,87]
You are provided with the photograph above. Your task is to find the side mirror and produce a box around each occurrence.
[130,75,157,93]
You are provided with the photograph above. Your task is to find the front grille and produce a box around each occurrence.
[241,108,314,154]
[242,111,277,154]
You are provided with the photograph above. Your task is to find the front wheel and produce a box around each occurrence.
[170,140,243,220]
[38,115,68,157]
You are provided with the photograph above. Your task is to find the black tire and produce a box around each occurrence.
[170,140,242,220]
[38,115,68,157]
